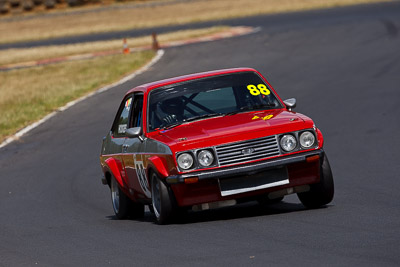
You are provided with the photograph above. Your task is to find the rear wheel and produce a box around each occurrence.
[297,154,334,208]
[110,176,144,219]
[151,172,176,224]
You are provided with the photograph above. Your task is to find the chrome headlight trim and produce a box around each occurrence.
[197,149,214,167]
[280,134,297,152]
[177,153,194,170]
[299,131,315,148]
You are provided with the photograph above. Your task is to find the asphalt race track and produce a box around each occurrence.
[1,2,400,266]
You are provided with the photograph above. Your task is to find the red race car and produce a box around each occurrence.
[100,67,334,224]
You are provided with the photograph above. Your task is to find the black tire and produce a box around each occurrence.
[151,172,176,224]
[110,176,144,219]
[297,154,334,208]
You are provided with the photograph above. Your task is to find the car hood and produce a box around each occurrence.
[148,109,314,151]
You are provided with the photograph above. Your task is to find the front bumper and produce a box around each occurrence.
[167,149,324,207]
[166,149,324,184]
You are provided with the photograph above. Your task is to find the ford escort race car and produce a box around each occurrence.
[99,67,334,224]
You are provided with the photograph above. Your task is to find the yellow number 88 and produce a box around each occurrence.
[247,84,270,96]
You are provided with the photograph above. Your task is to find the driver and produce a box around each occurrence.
[160,97,185,125]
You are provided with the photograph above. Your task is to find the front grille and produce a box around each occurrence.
[215,135,281,166]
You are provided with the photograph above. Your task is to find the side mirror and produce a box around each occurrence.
[125,127,142,138]
[283,98,296,111]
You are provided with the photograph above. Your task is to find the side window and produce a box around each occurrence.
[130,95,143,128]
[112,96,132,137]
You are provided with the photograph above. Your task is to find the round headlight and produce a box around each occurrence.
[300,131,315,148]
[198,150,214,167]
[280,134,297,152]
[177,153,194,170]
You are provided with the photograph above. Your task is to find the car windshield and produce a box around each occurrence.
[147,71,283,131]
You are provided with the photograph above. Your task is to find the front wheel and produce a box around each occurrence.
[297,154,334,208]
[110,176,144,219]
[151,172,176,224]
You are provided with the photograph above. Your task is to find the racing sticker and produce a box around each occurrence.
[134,156,151,198]
[125,98,132,110]
[247,84,271,96]
[118,124,127,134]
[252,115,274,120]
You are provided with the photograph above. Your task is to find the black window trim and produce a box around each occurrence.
[110,94,133,138]
[111,92,144,138]
[129,93,144,129]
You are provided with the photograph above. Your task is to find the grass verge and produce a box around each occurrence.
[0,0,391,45]
[0,50,155,142]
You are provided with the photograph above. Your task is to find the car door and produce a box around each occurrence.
[103,94,134,187]
[121,93,151,200]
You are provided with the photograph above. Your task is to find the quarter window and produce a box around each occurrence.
[112,96,132,137]
[130,95,143,128]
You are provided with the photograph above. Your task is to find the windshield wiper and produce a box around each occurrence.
[184,113,223,122]
[162,121,184,130]
[161,113,223,130]
[224,104,276,116]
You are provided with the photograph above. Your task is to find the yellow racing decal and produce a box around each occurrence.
[247,84,271,96]
[262,115,273,120]
[252,115,274,121]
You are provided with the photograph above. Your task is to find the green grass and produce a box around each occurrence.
[0,50,155,141]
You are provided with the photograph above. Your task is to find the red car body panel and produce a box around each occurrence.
[104,157,126,188]
[147,156,172,178]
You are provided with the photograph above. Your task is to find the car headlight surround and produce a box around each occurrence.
[280,134,297,152]
[299,131,315,148]
[197,150,214,167]
[177,153,194,170]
